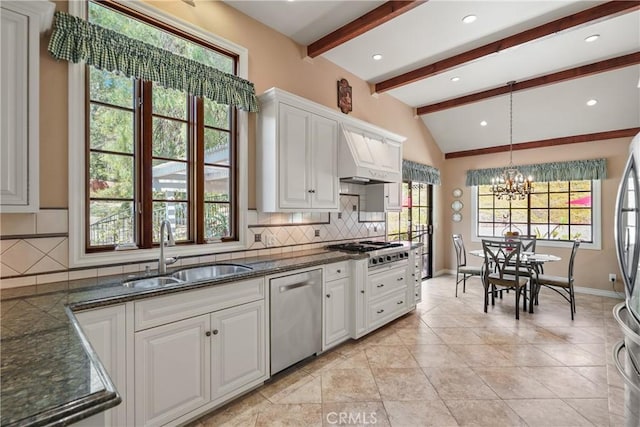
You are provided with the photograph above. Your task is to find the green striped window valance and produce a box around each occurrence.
[403,160,441,185]
[48,11,259,112]
[465,158,607,186]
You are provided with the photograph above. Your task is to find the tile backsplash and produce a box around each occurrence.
[0,188,386,288]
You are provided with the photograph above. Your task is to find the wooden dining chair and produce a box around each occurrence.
[533,240,581,320]
[481,239,530,319]
[452,234,483,297]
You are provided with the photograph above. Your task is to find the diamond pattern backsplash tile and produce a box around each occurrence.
[247,194,385,249]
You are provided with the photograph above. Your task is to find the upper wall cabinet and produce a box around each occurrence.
[256,88,406,213]
[0,1,54,213]
[257,89,340,212]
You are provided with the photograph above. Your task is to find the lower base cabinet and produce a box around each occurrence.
[135,300,267,427]
[76,305,127,427]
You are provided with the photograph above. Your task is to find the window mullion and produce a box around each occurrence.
[140,80,153,248]
[194,97,205,244]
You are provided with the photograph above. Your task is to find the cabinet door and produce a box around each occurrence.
[135,315,210,427]
[211,300,267,403]
[0,7,30,210]
[278,103,311,209]
[310,115,339,210]
[324,277,350,348]
[385,183,403,211]
[76,305,127,427]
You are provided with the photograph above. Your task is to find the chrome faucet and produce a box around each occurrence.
[158,220,178,274]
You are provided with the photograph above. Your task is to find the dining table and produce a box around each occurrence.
[468,249,562,313]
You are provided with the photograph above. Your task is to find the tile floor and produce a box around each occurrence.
[189,275,630,427]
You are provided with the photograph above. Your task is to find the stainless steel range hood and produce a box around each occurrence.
[338,123,405,184]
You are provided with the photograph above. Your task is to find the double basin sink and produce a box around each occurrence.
[123,264,252,289]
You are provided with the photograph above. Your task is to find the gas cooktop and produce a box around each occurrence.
[325,240,404,253]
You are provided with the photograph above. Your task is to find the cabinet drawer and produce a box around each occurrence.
[134,278,265,331]
[325,261,350,281]
[368,289,407,329]
[368,267,406,299]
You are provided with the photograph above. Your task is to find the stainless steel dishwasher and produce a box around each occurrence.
[270,269,322,375]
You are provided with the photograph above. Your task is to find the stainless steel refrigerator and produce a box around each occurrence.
[614,131,640,426]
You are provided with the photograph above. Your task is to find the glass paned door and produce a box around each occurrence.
[388,181,433,279]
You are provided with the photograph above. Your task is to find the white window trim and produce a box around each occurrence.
[68,0,249,267]
[470,180,601,250]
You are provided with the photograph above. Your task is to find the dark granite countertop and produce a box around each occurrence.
[0,248,367,427]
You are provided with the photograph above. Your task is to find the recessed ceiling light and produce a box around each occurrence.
[584,34,600,43]
[586,99,598,106]
[462,15,477,24]
[450,76,461,82]
[372,54,383,61]
[480,120,488,127]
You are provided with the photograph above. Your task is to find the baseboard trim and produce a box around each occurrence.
[574,286,624,300]
[434,269,455,277]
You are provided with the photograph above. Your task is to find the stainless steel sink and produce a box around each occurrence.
[123,276,183,289]
[171,264,252,282]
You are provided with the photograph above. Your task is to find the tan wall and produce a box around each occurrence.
[441,137,631,292]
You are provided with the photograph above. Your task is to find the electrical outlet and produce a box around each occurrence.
[314,229,320,237]
[254,233,261,242]
[337,212,342,219]
[609,273,617,283]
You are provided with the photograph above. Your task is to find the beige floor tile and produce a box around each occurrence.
[472,366,556,399]
[201,410,258,427]
[301,351,345,376]
[430,327,485,345]
[259,369,316,402]
[395,326,444,345]
[364,345,419,369]
[195,391,270,426]
[444,399,526,426]
[371,367,439,401]
[548,326,606,344]
[383,399,458,427]
[505,399,593,426]
[522,367,607,398]
[470,328,527,345]
[254,403,322,427]
[570,366,609,388]
[274,377,322,404]
[422,367,499,400]
[330,350,369,370]
[321,368,380,402]
[564,398,610,427]
[409,344,468,368]
[536,344,606,366]
[322,401,390,427]
[448,345,513,366]
[493,344,564,366]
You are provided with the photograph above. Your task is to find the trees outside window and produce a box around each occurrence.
[86,1,237,250]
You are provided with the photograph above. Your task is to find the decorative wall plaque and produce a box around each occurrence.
[337,78,352,114]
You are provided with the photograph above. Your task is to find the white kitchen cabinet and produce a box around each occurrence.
[350,259,368,339]
[257,91,339,212]
[133,283,268,427]
[211,300,266,403]
[76,305,127,427]
[323,262,351,349]
[135,315,211,427]
[0,1,52,212]
[365,262,410,332]
[411,247,423,303]
[364,182,403,212]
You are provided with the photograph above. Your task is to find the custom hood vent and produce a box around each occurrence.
[338,123,404,184]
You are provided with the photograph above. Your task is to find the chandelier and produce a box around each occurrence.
[491,81,533,201]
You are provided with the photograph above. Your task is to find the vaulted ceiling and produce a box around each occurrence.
[224,0,640,158]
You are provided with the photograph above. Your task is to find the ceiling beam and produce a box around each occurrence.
[306,1,427,58]
[375,1,640,93]
[444,128,640,159]
[417,52,640,115]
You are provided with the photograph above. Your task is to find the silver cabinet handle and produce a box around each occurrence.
[336,269,341,273]
[377,309,384,314]
[377,284,384,288]
[397,300,404,305]
[360,290,365,294]
[213,329,219,335]
[205,331,211,337]
[397,277,404,281]
[326,294,331,298]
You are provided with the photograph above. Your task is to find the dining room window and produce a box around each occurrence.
[476,180,595,243]
[85,1,238,251]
